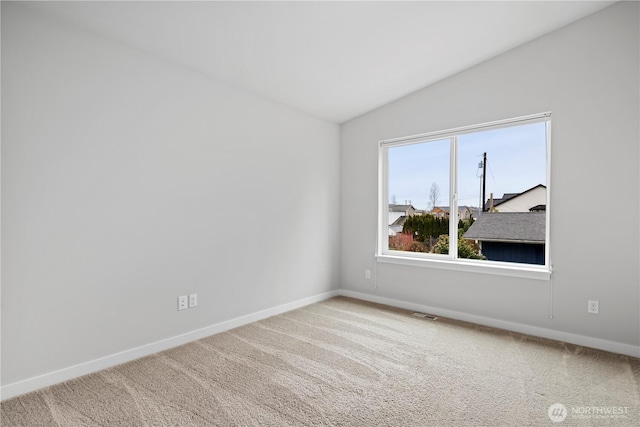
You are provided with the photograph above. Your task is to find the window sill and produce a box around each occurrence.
[376,253,551,281]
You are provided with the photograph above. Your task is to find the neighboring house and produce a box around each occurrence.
[430,205,477,220]
[389,215,408,236]
[389,204,416,225]
[463,212,546,265]
[485,184,546,213]
[430,207,449,218]
[459,206,478,220]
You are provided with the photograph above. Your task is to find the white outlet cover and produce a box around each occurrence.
[178,295,188,311]
[189,293,198,308]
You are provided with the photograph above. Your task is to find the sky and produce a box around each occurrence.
[388,121,547,211]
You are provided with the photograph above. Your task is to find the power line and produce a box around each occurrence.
[487,162,501,195]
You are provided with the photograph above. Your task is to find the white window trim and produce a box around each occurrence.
[377,112,552,281]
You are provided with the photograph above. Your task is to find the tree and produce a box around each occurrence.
[458,217,475,233]
[403,215,448,242]
[429,182,440,211]
[390,194,397,204]
[432,234,485,260]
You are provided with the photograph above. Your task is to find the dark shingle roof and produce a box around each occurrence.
[463,212,546,243]
[391,215,407,227]
[389,204,414,212]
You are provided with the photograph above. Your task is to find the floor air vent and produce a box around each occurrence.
[411,312,438,320]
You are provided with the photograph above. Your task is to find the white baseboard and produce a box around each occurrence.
[4,288,637,401]
[338,289,640,359]
[1,290,340,401]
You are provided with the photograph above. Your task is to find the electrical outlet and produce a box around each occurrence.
[588,300,599,314]
[365,269,371,279]
[189,293,198,308]
[178,295,188,311]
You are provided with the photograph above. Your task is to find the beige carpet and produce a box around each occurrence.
[2,297,639,426]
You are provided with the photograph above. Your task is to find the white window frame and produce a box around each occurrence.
[377,112,552,280]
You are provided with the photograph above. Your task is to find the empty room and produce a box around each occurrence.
[1,1,639,426]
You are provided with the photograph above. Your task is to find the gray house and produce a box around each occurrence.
[463,212,546,265]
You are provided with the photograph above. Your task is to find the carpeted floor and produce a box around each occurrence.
[2,297,639,426]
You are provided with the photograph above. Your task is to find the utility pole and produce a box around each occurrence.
[482,152,487,212]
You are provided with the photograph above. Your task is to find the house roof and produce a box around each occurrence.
[432,206,477,214]
[389,204,414,212]
[390,216,408,227]
[463,212,546,243]
[458,205,478,214]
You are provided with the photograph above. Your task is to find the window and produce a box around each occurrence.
[378,113,551,279]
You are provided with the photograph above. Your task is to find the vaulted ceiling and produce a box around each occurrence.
[20,1,614,123]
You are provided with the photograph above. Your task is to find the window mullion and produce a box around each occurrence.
[449,137,458,259]
[379,144,389,253]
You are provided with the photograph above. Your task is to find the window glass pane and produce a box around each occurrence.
[458,121,547,264]
[387,139,450,254]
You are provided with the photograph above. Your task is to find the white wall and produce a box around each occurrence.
[1,4,340,389]
[341,2,639,353]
